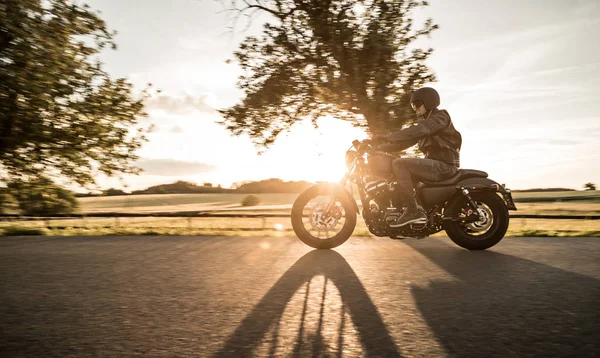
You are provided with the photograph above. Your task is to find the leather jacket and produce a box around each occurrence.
[378,108,462,167]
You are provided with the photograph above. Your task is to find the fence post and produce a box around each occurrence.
[187,216,192,229]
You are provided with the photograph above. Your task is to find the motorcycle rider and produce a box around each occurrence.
[372,87,462,227]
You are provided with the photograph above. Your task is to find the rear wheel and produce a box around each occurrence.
[291,185,357,249]
[444,192,509,250]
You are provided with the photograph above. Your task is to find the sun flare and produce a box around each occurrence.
[263,116,369,183]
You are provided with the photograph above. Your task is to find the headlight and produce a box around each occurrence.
[345,150,358,168]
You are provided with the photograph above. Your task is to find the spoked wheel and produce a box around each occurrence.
[444,192,509,250]
[291,185,357,249]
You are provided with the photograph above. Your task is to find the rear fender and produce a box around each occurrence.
[455,177,517,210]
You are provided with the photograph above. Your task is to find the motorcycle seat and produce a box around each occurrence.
[421,169,488,187]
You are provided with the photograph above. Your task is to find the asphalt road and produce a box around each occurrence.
[0,235,598,358]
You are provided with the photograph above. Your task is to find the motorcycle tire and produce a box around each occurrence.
[291,184,357,249]
[444,191,509,250]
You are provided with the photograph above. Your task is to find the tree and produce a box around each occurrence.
[103,188,127,196]
[584,182,596,191]
[0,190,20,214]
[0,0,152,187]
[219,0,438,147]
[7,177,79,215]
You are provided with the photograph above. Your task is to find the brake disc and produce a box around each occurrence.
[310,206,341,231]
[465,203,493,232]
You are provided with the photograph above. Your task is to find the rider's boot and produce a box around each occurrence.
[388,206,427,228]
[387,192,427,228]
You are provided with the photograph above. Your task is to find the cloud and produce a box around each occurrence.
[146,93,216,115]
[170,125,184,133]
[444,17,600,56]
[502,138,581,146]
[136,158,217,176]
[439,16,600,120]
[177,36,227,51]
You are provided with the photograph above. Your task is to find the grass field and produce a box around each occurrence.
[2,191,598,237]
[76,191,600,216]
[1,215,598,238]
[511,190,600,202]
[78,193,300,213]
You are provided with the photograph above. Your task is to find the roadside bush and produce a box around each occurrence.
[0,192,21,215]
[1,225,47,236]
[7,177,79,215]
[241,195,261,207]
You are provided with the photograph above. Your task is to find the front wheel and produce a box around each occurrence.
[291,184,357,249]
[444,192,509,250]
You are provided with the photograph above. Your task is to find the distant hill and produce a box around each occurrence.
[235,178,314,193]
[131,181,235,195]
[76,178,316,197]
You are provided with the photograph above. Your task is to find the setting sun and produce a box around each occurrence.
[248,116,370,184]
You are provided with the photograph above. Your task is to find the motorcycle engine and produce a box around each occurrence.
[364,179,394,216]
[364,179,389,198]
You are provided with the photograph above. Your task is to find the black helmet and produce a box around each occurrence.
[410,87,440,110]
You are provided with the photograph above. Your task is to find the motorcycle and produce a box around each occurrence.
[291,139,517,250]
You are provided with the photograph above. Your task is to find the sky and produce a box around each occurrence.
[84,0,600,191]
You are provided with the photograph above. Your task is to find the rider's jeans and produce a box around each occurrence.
[391,158,458,209]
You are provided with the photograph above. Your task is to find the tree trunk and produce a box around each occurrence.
[0,91,17,157]
[356,92,387,134]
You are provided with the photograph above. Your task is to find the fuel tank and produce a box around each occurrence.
[367,151,396,177]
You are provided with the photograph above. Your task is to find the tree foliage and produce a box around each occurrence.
[0,190,19,214]
[0,0,151,187]
[7,177,79,215]
[584,182,596,191]
[219,0,438,147]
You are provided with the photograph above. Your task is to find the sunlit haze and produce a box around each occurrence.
[86,0,599,190]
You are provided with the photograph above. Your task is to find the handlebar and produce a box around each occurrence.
[352,139,374,154]
[351,138,410,158]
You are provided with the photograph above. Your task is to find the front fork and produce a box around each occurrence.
[323,174,351,215]
[322,156,360,217]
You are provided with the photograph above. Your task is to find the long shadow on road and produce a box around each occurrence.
[213,249,402,357]
[405,240,600,357]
